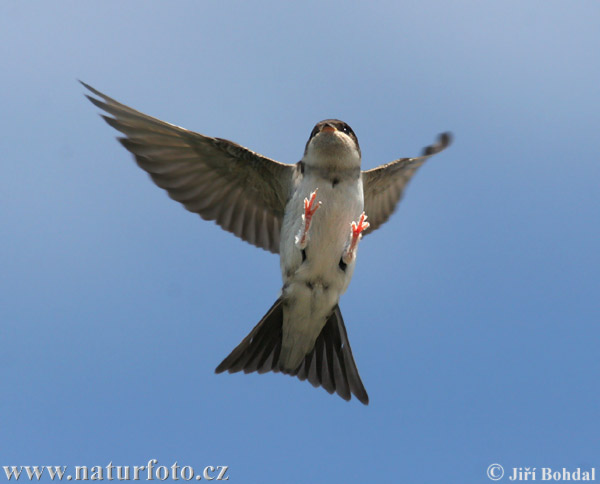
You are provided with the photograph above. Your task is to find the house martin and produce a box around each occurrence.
[83,82,451,404]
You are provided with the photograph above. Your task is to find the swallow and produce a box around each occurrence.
[82,82,451,405]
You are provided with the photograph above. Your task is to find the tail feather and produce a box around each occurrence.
[215,299,283,374]
[244,321,280,374]
[293,306,367,404]
[215,298,369,405]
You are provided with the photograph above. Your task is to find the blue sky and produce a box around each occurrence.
[2,1,599,482]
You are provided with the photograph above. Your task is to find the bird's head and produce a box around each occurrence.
[303,119,361,169]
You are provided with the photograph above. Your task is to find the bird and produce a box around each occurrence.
[82,81,451,405]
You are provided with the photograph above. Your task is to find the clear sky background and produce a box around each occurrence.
[2,1,599,482]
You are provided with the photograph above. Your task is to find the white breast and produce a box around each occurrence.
[280,171,364,293]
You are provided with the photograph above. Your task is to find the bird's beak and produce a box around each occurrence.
[320,124,337,134]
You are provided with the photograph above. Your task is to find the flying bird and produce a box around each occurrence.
[82,82,451,405]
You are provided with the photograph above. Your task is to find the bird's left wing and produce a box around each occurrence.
[83,82,296,254]
[362,132,451,235]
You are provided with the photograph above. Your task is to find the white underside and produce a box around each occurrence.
[278,167,364,369]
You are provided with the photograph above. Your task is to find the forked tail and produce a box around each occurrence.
[215,298,369,405]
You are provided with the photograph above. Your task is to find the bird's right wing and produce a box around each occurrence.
[83,82,296,254]
[362,133,451,235]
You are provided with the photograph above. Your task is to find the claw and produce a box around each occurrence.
[342,212,369,264]
[295,189,321,249]
[303,190,321,220]
[351,212,370,238]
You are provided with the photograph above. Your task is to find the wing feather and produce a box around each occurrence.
[83,82,296,253]
[362,133,451,234]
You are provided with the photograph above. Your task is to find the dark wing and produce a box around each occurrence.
[362,132,451,234]
[82,82,296,253]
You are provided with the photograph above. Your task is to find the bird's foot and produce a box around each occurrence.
[295,189,321,249]
[342,212,369,264]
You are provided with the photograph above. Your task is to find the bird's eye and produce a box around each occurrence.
[341,125,352,135]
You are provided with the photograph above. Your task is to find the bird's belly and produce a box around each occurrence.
[277,176,364,369]
[279,177,364,336]
[281,178,364,286]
